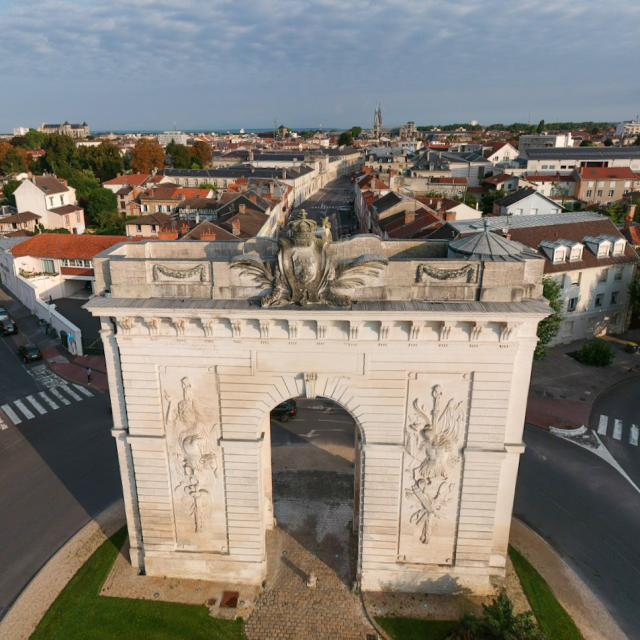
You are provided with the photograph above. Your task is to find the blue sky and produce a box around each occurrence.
[0,0,639,131]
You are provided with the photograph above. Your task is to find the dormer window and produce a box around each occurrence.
[597,241,611,258]
[553,246,567,263]
[569,243,583,262]
[613,239,626,257]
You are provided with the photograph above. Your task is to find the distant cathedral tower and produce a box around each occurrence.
[373,103,383,138]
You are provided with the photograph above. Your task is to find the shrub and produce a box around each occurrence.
[574,340,614,367]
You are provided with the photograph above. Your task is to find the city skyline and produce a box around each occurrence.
[1,0,639,132]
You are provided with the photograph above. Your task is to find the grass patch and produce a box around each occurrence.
[32,528,245,640]
[376,617,455,639]
[509,545,583,640]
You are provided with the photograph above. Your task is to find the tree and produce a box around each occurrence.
[131,138,165,173]
[42,133,78,176]
[0,147,29,174]
[480,189,505,214]
[350,126,363,139]
[2,179,20,207]
[579,140,594,147]
[93,210,125,235]
[338,131,353,147]
[167,142,194,169]
[449,592,545,640]
[535,277,563,359]
[536,119,545,134]
[12,129,46,150]
[84,188,118,227]
[0,141,13,168]
[191,141,211,168]
[82,142,124,182]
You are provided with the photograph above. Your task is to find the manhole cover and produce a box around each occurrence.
[221,591,239,608]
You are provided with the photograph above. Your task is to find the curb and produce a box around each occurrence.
[0,500,125,640]
[510,517,626,640]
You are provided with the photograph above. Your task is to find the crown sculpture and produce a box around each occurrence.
[231,210,388,307]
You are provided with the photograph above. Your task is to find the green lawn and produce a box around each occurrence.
[31,528,245,640]
[376,617,455,640]
[508,545,583,640]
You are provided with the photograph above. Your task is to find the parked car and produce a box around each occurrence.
[18,344,42,363]
[0,306,10,321]
[0,317,17,335]
[271,399,297,422]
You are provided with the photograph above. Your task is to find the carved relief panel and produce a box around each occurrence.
[160,367,227,553]
[398,372,470,565]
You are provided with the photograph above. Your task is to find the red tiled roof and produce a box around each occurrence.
[484,173,516,185]
[103,174,151,187]
[579,167,640,181]
[525,173,576,183]
[11,233,128,260]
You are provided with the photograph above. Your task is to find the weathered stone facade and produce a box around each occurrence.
[87,214,548,594]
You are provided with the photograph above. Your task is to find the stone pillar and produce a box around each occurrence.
[491,338,537,568]
[261,415,274,530]
[100,318,144,570]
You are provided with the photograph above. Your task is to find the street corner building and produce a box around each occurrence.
[85,212,549,595]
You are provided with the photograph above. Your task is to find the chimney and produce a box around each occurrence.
[249,193,257,204]
[200,231,217,241]
[239,203,246,214]
[158,229,179,240]
[629,203,638,221]
[404,210,415,225]
[231,218,241,236]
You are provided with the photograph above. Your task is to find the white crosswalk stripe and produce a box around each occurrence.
[38,391,59,411]
[58,385,83,401]
[48,387,71,406]
[73,384,94,398]
[26,394,47,416]
[1,404,21,425]
[597,414,608,436]
[613,419,623,440]
[13,399,35,420]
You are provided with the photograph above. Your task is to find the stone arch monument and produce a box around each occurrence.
[87,212,548,594]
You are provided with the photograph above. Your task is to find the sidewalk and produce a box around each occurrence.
[526,337,640,428]
[510,518,625,640]
[45,346,109,392]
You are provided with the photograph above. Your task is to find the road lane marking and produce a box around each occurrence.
[38,391,59,411]
[613,419,623,440]
[597,414,608,435]
[58,385,83,401]
[13,399,35,420]
[631,425,639,446]
[73,383,94,397]
[25,395,47,415]
[1,404,22,425]
[48,387,71,406]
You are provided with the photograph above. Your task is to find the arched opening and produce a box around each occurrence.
[263,396,363,586]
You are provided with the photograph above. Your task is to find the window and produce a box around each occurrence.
[614,265,624,280]
[530,208,538,215]
[62,259,92,268]
[569,245,583,262]
[608,190,614,197]
[586,190,593,198]
[598,268,609,283]
[569,271,581,287]
[76,213,81,223]
[136,224,142,232]
[553,247,567,263]
[567,297,578,312]
[597,242,611,258]
[42,259,55,274]
[59,195,64,205]
[596,190,603,197]
[588,181,594,188]
[595,294,604,308]
[611,291,619,305]
[151,225,157,231]
[49,197,54,207]
[613,240,626,256]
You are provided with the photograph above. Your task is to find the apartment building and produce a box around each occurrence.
[574,167,640,205]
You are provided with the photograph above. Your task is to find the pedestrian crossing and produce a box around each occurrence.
[597,414,639,447]
[0,383,93,427]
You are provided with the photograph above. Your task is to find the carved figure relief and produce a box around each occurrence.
[231,210,388,307]
[404,385,465,544]
[399,374,469,564]
[161,369,227,552]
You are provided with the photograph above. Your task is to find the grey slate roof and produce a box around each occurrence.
[449,228,538,262]
[495,187,540,207]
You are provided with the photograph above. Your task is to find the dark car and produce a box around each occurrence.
[0,317,17,336]
[271,399,297,422]
[18,344,42,363]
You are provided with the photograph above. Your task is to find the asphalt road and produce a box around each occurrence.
[515,425,640,639]
[294,175,358,239]
[590,374,640,487]
[0,293,121,620]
